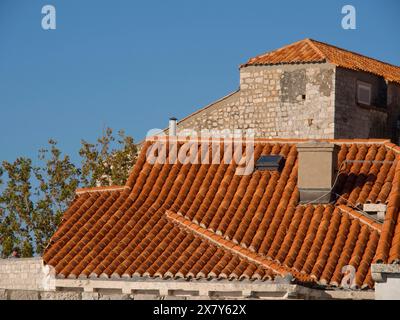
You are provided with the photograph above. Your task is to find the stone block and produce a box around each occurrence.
[82,292,99,300]
[188,296,211,300]
[162,296,187,300]
[40,291,82,300]
[99,294,131,300]
[0,289,7,300]
[133,294,160,300]
[8,290,40,300]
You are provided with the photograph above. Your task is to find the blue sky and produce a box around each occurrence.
[0,0,399,163]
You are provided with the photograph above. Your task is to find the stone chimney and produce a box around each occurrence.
[297,141,340,203]
[169,117,177,136]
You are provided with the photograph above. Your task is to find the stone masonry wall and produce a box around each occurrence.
[387,82,400,144]
[238,64,335,138]
[0,259,375,300]
[334,67,389,139]
[372,264,400,300]
[175,63,336,139]
[0,287,374,300]
[0,258,45,291]
[174,63,400,142]
[176,91,240,133]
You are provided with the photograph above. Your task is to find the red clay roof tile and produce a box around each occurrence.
[43,139,400,289]
[242,38,400,84]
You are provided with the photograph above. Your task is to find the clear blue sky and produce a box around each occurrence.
[0,0,399,163]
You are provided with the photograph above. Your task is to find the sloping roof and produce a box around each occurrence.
[242,38,400,84]
[43,138,400,290]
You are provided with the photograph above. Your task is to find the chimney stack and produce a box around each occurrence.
[297,141,340,203]
[169,117,177,136]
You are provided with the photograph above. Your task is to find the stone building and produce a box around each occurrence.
[2,39,400,301]
[171,39,400,142]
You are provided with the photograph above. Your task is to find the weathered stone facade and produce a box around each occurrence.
[0,259,374,300]
[335,67,389,139]
[387,82,400,144]
[372,264,400,300]
[0,258,45,291]
[175,91,241,134]
[238,64,335,138]
[0,286,374,300]
[173,62,400,141]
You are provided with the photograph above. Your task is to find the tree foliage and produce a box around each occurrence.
[0,128,137,257]
[79,128,137,187]
[33,140,81,254]
[0,158,34,257]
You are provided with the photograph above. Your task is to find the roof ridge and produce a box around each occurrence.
[337,205,382,233]
[243,38,400,82]
[309,38,400,70]
[242,38,326,67]
[165,210,315,283]
[75,185,131,195]
[256,38,309,57]
[383,141,400,154]
[305,38,327,60]
[165,210,284,275]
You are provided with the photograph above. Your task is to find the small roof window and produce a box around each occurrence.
[357,81,372,105]
[255,155,285,171]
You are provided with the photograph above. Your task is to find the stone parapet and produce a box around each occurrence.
[0,258,45,291]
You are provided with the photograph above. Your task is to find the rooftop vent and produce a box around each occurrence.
[169,117,177,136]
[297,141,340,204]
[255,155,284,171]
[362,203,387,222]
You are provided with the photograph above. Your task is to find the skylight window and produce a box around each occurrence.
[357,81,372,105]
[255,155,284,171]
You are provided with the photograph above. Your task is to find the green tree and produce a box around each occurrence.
[33,140,80,254]
[0,129,137,257]
[79,128,137,187]
[0,158,35,257]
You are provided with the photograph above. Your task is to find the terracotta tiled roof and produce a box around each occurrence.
[242,38,400,84]
[43,139,400,290]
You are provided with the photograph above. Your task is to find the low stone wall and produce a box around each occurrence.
[0,289,123,300]
[0,258,45,291]
[0,289,241,300]
[372,264,400,300]
[0,259,376,300]
[0,287,375,300]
